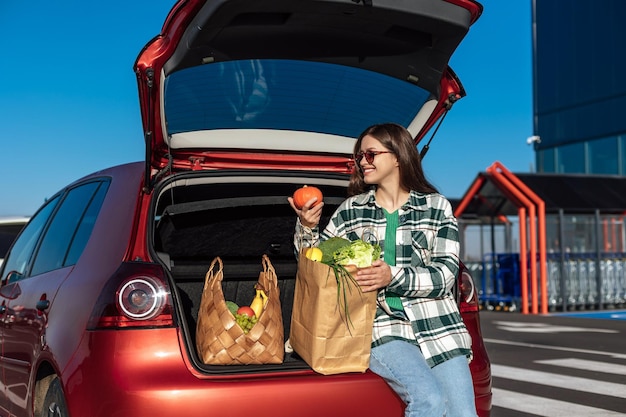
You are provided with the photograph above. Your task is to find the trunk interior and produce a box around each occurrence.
[151,171,350,373]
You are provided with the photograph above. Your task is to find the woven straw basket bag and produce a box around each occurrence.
[196,255,284,365]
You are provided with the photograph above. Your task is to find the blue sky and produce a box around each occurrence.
[0,1,533,216]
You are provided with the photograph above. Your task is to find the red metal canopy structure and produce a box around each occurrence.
[453,163,626,313]
[454,162,548,314]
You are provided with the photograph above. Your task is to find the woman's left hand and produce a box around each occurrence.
[354,260,392,292]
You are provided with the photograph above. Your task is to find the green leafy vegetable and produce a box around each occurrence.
[225,301,239,315]
[318,237,351,263]
[333,239,382,268]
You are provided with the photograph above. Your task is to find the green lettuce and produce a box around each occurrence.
[332,239,382,268]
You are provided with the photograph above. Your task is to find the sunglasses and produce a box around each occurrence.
[355,150,393,165]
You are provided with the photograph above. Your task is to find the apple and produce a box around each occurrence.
[237,306,255,318]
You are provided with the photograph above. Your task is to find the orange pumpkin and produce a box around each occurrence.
[293,185,323,209]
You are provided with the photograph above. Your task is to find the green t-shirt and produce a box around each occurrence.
[383,209,403,312]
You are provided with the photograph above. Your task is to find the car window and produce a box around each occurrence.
[65,181,109,265]
[1,197,60,279]
[30,181,108,276]
[164,59,431,139]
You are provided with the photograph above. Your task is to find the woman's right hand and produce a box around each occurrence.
[288,196,323,229]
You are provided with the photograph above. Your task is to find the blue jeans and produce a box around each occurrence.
[369,340,477,417]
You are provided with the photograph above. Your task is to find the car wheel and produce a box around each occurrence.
[41,376,68,417]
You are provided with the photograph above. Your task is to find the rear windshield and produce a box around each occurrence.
[164,59,432,138]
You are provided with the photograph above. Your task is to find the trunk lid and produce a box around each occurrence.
[134,0,482,187]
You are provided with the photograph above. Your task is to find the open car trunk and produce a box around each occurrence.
[152,170,350,373]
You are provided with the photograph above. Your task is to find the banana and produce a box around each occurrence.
[259,289,269,308]
[250,289,265,318]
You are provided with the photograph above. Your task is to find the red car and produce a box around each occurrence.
[0,1,490,416]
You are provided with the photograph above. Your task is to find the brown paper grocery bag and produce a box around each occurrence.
[289,250,377,375]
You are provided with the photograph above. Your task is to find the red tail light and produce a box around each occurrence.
[87,262,175,329]
[458,263,479,313]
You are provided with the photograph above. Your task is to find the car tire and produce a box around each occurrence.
[41,376,69,417]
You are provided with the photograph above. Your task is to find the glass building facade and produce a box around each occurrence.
[459,2,626,312]
[532,1,626,174]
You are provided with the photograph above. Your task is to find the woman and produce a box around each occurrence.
[289,123,476,417]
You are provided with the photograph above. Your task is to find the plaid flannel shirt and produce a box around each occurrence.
[295,189,472,367]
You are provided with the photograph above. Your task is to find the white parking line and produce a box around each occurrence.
[536,358,626,376]
[484,338,626,360]
[492,388,625,417]
[491,364,626,398]
[494,321,618,333]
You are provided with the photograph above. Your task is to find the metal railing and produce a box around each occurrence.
[465,252,626,312]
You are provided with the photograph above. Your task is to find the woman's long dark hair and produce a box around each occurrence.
[347,123,438,197]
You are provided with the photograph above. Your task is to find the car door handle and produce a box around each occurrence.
[36,300,50,312]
